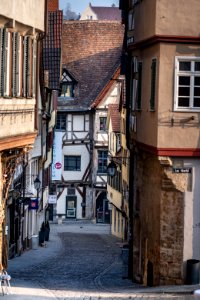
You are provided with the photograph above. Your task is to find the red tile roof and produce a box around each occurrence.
[108,104,120,132]
[61,20,124,109]
[43,10,63,90]
[91,66,121,108]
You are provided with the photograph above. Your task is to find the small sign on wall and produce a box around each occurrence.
[173,168,192,174]
[48,195,57,204]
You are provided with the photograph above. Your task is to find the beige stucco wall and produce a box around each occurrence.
[156,0,200,37]
[134,43,200,149]
[0,99,36,138]
[133,0,156,43]
[157,43,200,149]
[133,44,159,147]
[133,0,200,43]
[0,0,45,32]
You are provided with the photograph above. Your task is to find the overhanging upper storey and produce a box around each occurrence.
[126,0,200,49]
[0,0,45,34]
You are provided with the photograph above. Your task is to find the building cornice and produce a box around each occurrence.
[136,142,200,157]
[128,35,200,50]
[0,132,37,151]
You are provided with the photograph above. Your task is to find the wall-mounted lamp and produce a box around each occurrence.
[34,177,41,195]
[107,160,117,177]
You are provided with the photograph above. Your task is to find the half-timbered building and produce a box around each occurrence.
[52,19,124,220]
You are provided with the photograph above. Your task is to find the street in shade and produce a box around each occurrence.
[5,221,197,300]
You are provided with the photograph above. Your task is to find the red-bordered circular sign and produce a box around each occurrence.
[55,162,62,169]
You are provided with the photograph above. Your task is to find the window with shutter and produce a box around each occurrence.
[0,28,3,97]
[18,36,23,97]
[150,58,157,111]
[27,37,33,98]
[3,30,10,97]
[23,36,33,98]
[23,36,28,97]
[131,57,141,110]
[12,32,20,97]
[136,62,142,110]
[32,39,37,98]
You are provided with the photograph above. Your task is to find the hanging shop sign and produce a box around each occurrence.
[52,132,63,181]
[173,168,192,174]
[29,198,39,210]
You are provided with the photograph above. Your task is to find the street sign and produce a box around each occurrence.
[48,195,57,204]
[173,168,192,173]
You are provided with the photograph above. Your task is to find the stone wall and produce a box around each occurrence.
[133,152,185,285]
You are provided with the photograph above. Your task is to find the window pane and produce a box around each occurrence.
[178,86,190,96]
[100,117,107,131]
[195,62,200,71]
[179,76,190,85]
[61,84,73,97]
[64,156,81,171]
[194,87,200,96]
[194,77,200,85]
[150,59,156,110]
[179,61,191,71]
[194,98,200,107]
[56,114,66,130]
[97,150,108,173]
[178,97,189,107]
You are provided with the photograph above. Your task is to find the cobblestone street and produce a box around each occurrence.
[6,221,198,299]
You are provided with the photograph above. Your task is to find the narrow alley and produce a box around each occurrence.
[5,221,196,300]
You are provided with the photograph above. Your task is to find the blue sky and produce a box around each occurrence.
[59,0,119,15]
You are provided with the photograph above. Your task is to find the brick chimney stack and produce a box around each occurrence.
[48,0,59,11]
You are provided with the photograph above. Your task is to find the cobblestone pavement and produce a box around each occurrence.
[6,221,198,300]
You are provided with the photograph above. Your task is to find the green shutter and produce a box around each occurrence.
[0,28,3,97]
[137,61,142,110]
[32,39,37,98]
[23,36,28,97]
[150,58,157,111]
[12,32,20,97]
[23,36,32,98]
[3,29,9,97]
[27,37,32,98]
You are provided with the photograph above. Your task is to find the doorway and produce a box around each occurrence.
[96,192,110,224]
[66,196,77,218]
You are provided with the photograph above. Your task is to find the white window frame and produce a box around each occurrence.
[174,56,200,111]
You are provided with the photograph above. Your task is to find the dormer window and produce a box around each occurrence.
[60,69,76,99]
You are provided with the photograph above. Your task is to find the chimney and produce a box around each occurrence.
[48,0,59,12]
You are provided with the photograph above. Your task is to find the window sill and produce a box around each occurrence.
[174,108,200,112]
